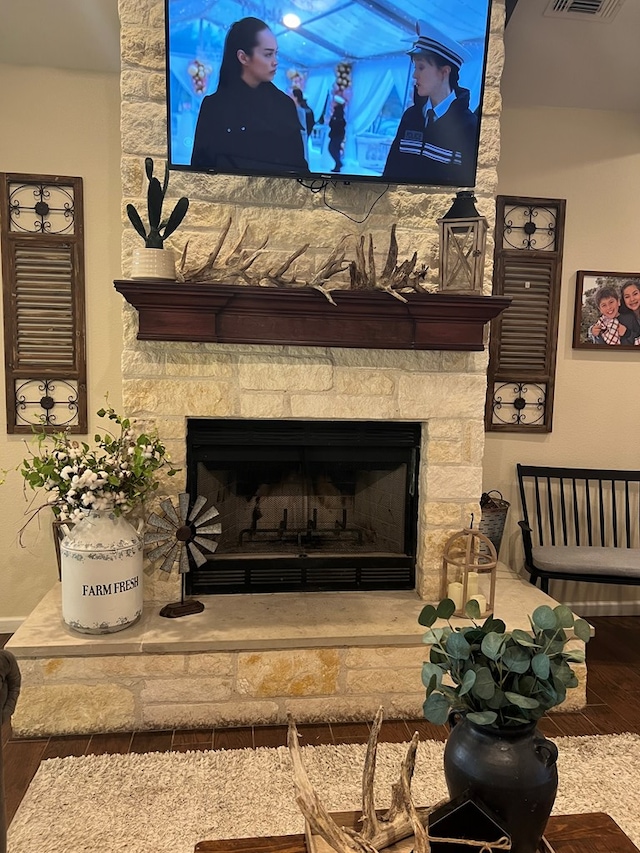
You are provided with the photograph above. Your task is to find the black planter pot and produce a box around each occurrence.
[443,716,558,853]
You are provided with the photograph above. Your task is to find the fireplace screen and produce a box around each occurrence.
[185,420,420,594]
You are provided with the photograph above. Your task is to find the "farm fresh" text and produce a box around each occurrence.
[81,577,140,596]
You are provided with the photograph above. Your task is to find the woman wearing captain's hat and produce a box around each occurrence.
[383,20,478,186]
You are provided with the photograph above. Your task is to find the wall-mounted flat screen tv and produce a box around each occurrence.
[165,0,493,188]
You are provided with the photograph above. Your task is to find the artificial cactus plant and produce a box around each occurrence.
[126,157,189,249]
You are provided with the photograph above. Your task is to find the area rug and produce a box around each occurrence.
[8,733,640,853]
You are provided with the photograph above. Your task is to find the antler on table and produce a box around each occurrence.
[287,708,433,853]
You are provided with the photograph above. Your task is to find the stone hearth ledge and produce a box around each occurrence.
[7,564,589,737]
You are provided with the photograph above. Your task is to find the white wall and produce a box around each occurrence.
[485,106,640,614]
[0,64,122,626]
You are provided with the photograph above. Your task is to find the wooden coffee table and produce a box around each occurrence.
[195,812,638,853]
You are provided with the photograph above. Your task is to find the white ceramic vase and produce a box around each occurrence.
[130,246,176,280]
[60,509,143,634]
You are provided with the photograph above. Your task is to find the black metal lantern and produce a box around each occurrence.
[438,191,488,293]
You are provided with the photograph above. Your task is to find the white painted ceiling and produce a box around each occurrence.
[0,0,639,112]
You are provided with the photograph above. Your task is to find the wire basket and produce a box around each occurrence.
[478,490,510,555]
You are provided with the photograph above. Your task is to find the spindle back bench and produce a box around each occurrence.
[516,464,640,594]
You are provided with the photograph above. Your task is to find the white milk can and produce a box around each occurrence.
[60,510,143,634]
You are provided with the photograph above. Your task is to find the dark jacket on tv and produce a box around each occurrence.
[300,103,315,137]
[190,79,308,175]
[382,87,477,186]
[328,106,346,169]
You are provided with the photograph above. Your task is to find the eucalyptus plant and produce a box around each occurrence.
[418,598,591,729]
[126,157,189,249]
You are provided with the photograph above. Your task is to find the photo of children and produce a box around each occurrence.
[573,271,640,349]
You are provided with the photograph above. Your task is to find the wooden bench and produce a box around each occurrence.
[516,464,640,594]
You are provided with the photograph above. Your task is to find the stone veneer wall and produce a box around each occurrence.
[118,0,505,604]
[14,644,430,735]
[13,642,587,736]
[120,0,503,285]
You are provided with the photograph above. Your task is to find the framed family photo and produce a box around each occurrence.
[573,270,640,350]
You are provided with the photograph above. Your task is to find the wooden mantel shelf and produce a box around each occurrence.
[114,280,511,351]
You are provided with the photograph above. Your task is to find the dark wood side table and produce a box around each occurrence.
[195,812,639,853]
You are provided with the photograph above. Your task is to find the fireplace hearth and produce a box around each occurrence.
[186,419,420,595]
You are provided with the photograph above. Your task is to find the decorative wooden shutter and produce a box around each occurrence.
[1,173,87,433]
[485,196,566,433]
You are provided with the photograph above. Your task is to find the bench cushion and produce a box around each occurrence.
[532,546,640,578]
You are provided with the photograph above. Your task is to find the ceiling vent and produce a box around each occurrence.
[544,0,624,21]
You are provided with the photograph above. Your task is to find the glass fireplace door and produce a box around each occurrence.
[185,420,420,595]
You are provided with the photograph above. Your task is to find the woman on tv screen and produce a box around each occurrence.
[382,20,478,187]
[190,16,309,175]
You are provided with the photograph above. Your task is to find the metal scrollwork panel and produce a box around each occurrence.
[14,378,80,428]
[8,181,76,235]
[490,381,547,427]
[502,204,558,252]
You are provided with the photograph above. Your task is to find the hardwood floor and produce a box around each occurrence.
[2,616,640,828]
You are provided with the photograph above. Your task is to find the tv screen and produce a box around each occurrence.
[165,0,492,188]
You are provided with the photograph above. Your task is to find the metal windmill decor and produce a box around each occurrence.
[145,493,221,618]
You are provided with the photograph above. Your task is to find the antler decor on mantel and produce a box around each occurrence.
[287,707,512,853]
[348,225,429,304]
[175,220,428,304]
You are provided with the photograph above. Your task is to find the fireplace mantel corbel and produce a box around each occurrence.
[114,280,511,351]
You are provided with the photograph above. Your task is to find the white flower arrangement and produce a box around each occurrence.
[21,407,179,524]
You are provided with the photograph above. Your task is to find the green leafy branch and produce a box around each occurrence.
[418,598,591,729]
[20,406,179,526]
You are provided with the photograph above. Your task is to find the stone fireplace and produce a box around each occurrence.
[116,0,508,611]
[11,310,529,737]
[12,271,588,739]
[123,328,491,606]
[14,319,558,739]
